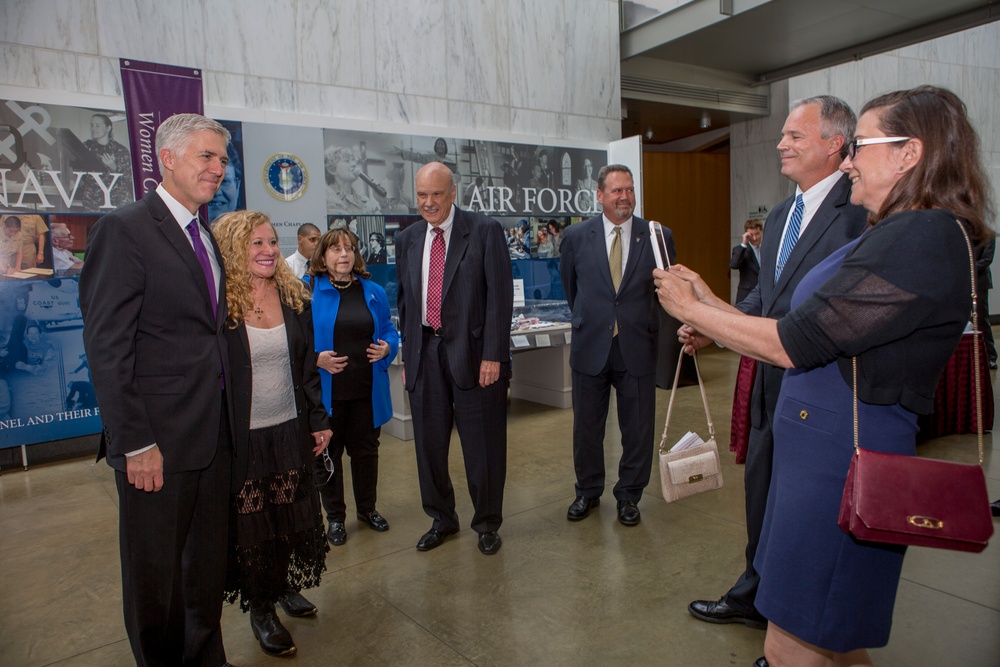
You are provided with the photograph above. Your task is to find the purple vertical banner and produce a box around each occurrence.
[119,59,203,201]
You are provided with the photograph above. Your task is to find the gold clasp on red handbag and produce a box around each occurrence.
[687,473,704,483]
[907,516,944,530]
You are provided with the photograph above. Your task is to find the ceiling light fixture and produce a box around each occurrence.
[699,111,712,129]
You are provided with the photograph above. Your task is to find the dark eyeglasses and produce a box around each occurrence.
[848,136,911,160]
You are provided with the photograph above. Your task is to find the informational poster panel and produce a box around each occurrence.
[1,93,611,449]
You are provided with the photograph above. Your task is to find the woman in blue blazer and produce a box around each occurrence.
[307,228,398,547]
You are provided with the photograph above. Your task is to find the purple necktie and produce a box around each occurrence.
[185,219,218,316]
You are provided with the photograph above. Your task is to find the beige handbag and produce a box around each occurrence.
[659,348,724,503]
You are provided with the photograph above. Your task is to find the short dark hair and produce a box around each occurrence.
[297,223,320,238]
[597,164,633,191]
[309,228,370,280]
[744,219,763,231]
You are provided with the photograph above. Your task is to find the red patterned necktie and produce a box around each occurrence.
[426,228,445,329]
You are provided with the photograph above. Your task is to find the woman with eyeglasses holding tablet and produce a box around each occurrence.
[654,86,993,666]
[307,228,398,548]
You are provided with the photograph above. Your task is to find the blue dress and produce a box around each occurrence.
[754,237,916,652]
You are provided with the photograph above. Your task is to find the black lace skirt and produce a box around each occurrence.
[224,418,328,611]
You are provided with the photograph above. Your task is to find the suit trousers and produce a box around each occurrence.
[571,336,656,503]
[410,332,507,534]
[723,367,778,614]
[315,396,380,521]
[115,395,231,667]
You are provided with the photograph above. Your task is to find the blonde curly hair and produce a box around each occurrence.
[211,210,310,326]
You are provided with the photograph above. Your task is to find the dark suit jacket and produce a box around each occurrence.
[737,173,868,426]
[396,207,513,391]
[225,302,331,491]
[730,244,760,304]
[80,189,230,473]
[560,215,675,377]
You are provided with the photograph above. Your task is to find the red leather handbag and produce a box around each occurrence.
[838,221,994,553]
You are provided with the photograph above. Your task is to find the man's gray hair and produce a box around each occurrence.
[791,96,856,159]
[155,114,230,171]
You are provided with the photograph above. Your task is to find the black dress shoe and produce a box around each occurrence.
[327,521,346,546]
[277,590,317,617]
[688,598,767,630]
[616,500,641,526]
[567,496,600,520]
[416,528,456,551]
[250,606,296,656]
[991,499,1000,517]
[358,509,390,532]
[753,658,769,667]
[478,531,502,555]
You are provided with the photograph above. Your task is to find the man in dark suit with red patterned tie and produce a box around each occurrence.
[80,114,234,666]
[395,162,513,556]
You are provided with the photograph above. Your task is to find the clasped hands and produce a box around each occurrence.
[318,339,390,374]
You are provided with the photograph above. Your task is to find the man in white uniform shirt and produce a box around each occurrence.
[286,223,320,278]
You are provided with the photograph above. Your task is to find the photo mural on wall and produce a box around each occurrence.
[1,96,605,448]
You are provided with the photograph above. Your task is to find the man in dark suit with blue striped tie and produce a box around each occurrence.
[684,97,868,635]
[395,162,513,556]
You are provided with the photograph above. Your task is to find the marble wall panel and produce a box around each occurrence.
[1,0,99,54]
[377,92,449,127]
[296,82,378,121]
[95,0,194,66]
[296,0,376,89]
[963,23,1000,70]
[73,55,124,98]
[961,68,996,151]
[373,0,447,97]
[243,77,297,113]
[0,43,77,91]
[447,100,512,134]
[201,3,296,80]
[508,0,567,112]
[446,0,509,107]
[565,0,619,119]
[510,107,568,140]
[204,71,248,110]
[564,115,620,144]
[859,57,897,105]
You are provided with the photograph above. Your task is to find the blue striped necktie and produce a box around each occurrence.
[775,194,804,282]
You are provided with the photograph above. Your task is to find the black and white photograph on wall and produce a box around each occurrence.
[208,120,247,223]
[1,99,134,214]
[323,129,415,215]
[455,141,606,218]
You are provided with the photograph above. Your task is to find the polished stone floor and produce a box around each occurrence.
[1,349,998,666]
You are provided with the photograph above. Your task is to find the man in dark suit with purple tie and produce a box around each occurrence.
[80,114,234,666]
[395,162,513,556]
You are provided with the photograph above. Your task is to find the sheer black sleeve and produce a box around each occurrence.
[777,210,972,370]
